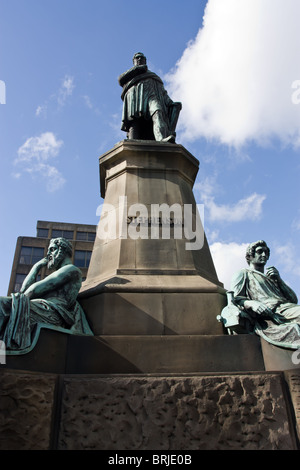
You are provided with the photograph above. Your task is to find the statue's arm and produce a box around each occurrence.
[230,270,249,306]
[230,269,273,317]
[23,264,81,300]
[266,267,298,303]
[118,65,147,86]
[279,280,298,303]
[19,257,48,294]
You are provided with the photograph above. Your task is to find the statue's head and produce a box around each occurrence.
[133,52,147,66]
[47,237,73,270]
[245,240,270,265]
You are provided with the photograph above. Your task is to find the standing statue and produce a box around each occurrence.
[218,240,300,349]
[118,52,182,143]
[0,237,93,354]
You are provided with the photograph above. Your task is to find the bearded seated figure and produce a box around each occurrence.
[218,240,300,350]
[0,237,93,355]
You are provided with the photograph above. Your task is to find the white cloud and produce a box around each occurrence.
[273,242,300,278]
[57,75,75,107]
[211,241,249,289]
[14,132,65,192]
[82,94,101,115]
[16,132,63,162]
[206,193,266,223]
[195,177,265,222]
[166,0,300,148]
[36,75,75,117]
[83,95,93,109]
[292,217,300,231]
[35,104,47,118]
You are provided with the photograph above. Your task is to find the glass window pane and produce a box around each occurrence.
[19,246,45,265]
[19,246,32,264]
[33,247,44,256]
[87,232,96,242]
[14,273,27,292]
[32,247,45,264]
[86,251,92,267]
[74,250,86,267]
[20,246,32,255]
[74,250,92,267]
[52,229,62,238]
[37,228,49,238]
[76,231,87,241]
[63,230,73,239]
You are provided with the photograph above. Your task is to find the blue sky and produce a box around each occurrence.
[1,0,300,297]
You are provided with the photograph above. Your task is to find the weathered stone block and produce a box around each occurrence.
[0,369,57,450]
[57,373,296,450]
[284,369,300,443]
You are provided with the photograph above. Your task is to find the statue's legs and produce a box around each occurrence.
[126,111,175,142]
[152,110,175,143]
[127,119,154,140]
[127,120,142,139]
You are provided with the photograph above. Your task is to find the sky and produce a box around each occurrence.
[1,0,300,297]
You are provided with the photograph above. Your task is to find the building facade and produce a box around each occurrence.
[7,220,97,295]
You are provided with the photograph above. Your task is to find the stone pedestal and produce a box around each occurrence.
[79,140,226,335]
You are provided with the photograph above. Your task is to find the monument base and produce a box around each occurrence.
[2,141,299,449]
[2,329,265,374]
[79,274,225,335]
[0,365,299,450]
[1,329,300,450]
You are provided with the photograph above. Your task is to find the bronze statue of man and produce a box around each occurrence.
[0,237,92,354]
[118,52,181,142]
[228,240,300,349]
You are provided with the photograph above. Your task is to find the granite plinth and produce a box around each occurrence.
[2,329,264,374]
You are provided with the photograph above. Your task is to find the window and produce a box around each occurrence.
[74,250,92,268]
[76,231,96,242]
[19,246,45,265]
[88,232,96,242]
[37,228,49,238]
[51,229,74,239]
[14,273,26,292]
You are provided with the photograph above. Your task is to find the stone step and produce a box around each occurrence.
[2,329,265,374]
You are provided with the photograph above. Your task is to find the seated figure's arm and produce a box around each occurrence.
[279,280,298,303]
[266,267,298,304]
[19,257,48,294]
[230,269,273,317]
[23,264,81,300]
